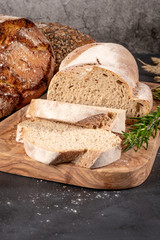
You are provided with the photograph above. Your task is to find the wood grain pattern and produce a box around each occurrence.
[0,82,159,189]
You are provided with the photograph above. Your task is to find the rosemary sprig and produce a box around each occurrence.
[122,106,160,152]
[152,87,160,101]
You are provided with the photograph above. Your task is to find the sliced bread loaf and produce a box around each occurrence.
[16,119,121,168]
[47,43,153,118]
[26,99,126,133]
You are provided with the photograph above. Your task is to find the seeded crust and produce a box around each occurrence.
[26,99,126,133]
[36,22,95,72]
[16,119,121,168]
[0,15,55,118]
[47,64,153,118]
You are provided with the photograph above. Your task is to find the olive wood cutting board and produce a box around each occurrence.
[0,82,159,189]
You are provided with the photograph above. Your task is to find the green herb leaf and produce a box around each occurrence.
[123,106,160,152]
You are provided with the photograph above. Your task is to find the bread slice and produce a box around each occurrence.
[47,65,153,118]
[16,119,121,168]
[26,99,126,133]
[48,43,153,118]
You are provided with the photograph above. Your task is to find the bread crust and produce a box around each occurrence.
[0,15,55,118]
[73,147,121,168]
[36,22,95,72]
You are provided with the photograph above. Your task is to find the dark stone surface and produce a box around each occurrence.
[0,149,160,240]
[0,54,160,240]
[0,0,160,54]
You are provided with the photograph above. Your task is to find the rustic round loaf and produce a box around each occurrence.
[48,43,153,118]
[0,15,55,118]
[36,22,95,72]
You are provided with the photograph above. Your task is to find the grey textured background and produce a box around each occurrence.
[0,0,160,53]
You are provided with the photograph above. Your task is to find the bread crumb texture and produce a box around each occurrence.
[48,65,152,118]
[20,119,121,152]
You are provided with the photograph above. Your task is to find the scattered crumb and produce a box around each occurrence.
[70,209,77,213]
[95,194,102,199]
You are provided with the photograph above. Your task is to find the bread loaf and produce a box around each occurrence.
[16,119,121,168]
[26,99,126,133]
[0,15,55,118]
[36,22,95,72]
[47,43,153,118]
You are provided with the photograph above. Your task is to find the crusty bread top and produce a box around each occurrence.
[0,15,55,118]
[59,43,139,91]
[0,15,23,23]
